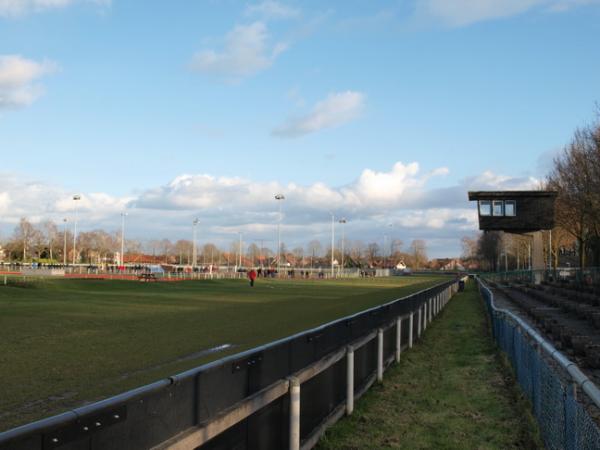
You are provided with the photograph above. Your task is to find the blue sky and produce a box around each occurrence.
[1,0,600,257]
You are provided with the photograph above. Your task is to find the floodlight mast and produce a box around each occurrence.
[275,194,285,274]
[338,218,347,277]
[192,218,199,269]
[330,212,335,278]
[72,195,81,265]
[62,218,67,266]
[120,212,128,266]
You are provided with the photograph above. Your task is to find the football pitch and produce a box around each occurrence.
[0,275,448,431]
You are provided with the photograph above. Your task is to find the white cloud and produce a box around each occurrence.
[396,208,477,230]
[245,1,300,20]
[0,173,129,226]
[0,0,109,17]
[0,55,57,109]
[273,91,366,138]
[0,165,539,257]
[415,0,600,27]
[191,21,287,80]
[135,161,451,217]
[0,191,10,214]
[465,170,541,190]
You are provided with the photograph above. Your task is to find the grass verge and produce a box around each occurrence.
[316,281,544,450]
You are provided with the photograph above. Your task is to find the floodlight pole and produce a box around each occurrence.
[330,213,335,278]
[238,232,243,267]
[72,195,81,265]
[63,218,67,266]
[383,234,388,269]
[275,194,285,273]
[192,218,199,268]
[339,218,347,277]
[120,212,128,266]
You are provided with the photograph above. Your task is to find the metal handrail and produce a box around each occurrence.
[477,277,600,408]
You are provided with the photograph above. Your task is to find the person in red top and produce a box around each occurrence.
[248,268,257,287]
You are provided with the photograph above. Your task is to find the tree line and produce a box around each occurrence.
[0,217,430,269]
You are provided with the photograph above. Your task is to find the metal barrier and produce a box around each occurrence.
[478,277,600,449]
[0,280,460,450]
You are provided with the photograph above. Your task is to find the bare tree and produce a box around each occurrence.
[292,246,304,267]
[12,218,38,261]
[477,232,501,271]
[547,123,600,267]
[41,220,58,260]
[409,240,427,270]
[306,240,322,267]
[366,242,380,266]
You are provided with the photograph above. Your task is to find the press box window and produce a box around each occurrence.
[505,200,516,216]
[493,201,504,216]
[479,200,491,216]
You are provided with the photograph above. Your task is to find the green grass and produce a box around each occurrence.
[0,275,446,431]
[317,281,543,450]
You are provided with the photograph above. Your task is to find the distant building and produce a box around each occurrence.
[429,258,465,271]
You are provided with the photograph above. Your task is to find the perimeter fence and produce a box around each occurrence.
[478,277,600,450]
[0,278,460,450]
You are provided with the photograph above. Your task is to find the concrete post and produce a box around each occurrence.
[429,299,433,322]
[423,303,427,331]
[289,377,300,450]
[346,347,354,415]
[417,307,422,337]
[377,328,384,382]
[531,231,545,285]
[409,312,414,348]
[395,317,402,363]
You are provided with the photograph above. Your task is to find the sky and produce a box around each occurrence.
[1,0,599,258]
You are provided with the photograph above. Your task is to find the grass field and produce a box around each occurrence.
[0,275,447,431]
[316,281,543,450]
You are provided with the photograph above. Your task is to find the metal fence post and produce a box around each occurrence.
[395,317,402,363]
[409,312,414,348]
[377,328,384,382]
[289,377,300,450]
[346,347,354,415]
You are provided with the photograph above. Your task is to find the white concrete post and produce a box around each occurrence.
[377,328,384,382]
[289,377,300,450]
[395,317,402,363]
[417,307,422,337]
[423,303,427,331]
[346,347,354,415]
[429,299,433,322]
[409,312,414,348]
